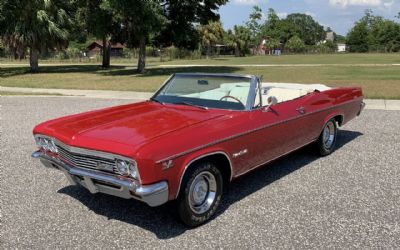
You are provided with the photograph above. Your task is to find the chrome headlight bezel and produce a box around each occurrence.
[115,159,139,180]
[35,135,58,154]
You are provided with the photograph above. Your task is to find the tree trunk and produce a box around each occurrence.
[235,45,240,57]
[12,47,18,60]
[29,47,39,73]
[102,36,111,68]
[137,37,146,73]
[206,44,211,59]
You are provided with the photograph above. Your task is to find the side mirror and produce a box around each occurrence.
[263,96,278,112]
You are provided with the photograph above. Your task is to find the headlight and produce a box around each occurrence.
[48,140,58,153]
[35,136,58,153]
[116,159,139,179]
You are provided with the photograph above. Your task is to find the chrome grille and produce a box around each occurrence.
[56,145,117,173]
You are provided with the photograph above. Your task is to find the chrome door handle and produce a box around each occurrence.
[296,107,306,114]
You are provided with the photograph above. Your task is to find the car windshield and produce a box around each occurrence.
[152,74,253,111]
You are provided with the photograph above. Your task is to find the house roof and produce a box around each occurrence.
[87,40,125,50]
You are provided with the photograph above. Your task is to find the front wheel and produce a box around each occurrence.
[176,162,223,227]
[316,119,338,156]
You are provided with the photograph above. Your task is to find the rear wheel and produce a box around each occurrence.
[316,119,337,156]
[176,162,223,227]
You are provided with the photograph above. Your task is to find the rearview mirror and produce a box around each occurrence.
[263,96,278,112]
[267,96,278,106]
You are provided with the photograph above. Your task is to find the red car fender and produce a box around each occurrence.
[167,146,232,199]
[321,110,344,132]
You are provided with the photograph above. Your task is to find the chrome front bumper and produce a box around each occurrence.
[32,151,169,207]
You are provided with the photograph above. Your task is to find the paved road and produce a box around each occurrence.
[1,97,399,249]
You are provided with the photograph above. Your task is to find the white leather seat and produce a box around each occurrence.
[262,88,309,104]
[260,82,331,104]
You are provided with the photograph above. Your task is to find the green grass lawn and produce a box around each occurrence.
[159,53,400,65]
[1,54,399,99]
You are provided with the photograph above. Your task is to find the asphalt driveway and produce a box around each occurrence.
[1,96,399,249]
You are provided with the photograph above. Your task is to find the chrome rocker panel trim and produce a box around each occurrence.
[32,151,168,207]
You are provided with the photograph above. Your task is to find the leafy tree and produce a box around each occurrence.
[261,9,325,47]
[157,0,228,50]
[285,35,305,53]
[246,6,263,46]
[84,0,121,68]
[325,40,337,51]
[265,8,280,29]
[226,25,251,57]
[0,0,74,72]
[108,0,166,73]
[68,0,88,43]
[347,10,400,52]
[264,37,280,51]
[198,21,224,58]
[370,19,400,52]
[347,21,369,52]
[284,13,325,45]
[261,8,283,40]
[335,34,347,44]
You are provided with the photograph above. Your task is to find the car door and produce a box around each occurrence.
[234,95,318,176]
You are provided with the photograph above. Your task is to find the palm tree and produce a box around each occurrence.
[226,25,251,57]
[198,21,224,59]
[0,0,73,72]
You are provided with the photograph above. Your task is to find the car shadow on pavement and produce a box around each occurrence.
[58,129,362,239]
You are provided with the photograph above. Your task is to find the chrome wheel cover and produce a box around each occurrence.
[323,121,335,149]
[188,171,217,214]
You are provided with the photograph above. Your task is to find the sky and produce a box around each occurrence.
[218,0,400,35]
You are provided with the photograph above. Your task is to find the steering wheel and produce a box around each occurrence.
[220,95,245,107]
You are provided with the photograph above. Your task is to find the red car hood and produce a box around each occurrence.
[34,101,225,156]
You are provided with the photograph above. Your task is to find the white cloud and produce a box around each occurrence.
[277,12,288,19]
[233,0,263,5]
[305,11,316,17]
[382,0,394,8]
[276,11,315,19]
[329,0,382,8]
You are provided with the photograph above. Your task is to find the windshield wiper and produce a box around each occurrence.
[174,101,209,110]
[150,97,165,105]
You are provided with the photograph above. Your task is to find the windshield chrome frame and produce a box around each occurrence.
[151,73,259,111]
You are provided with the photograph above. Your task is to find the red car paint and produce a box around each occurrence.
[33,87,363,200]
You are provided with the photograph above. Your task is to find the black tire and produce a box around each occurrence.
[316,119,338,156]
[176,161,223,227]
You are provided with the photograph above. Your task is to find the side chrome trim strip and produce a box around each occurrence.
[156,98,362,164]
[175,151,233,198]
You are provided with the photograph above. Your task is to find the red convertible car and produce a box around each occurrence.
[32,73,364,226]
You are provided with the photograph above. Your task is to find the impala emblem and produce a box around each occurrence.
[233,149,248,158]
[162,160,174,170]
